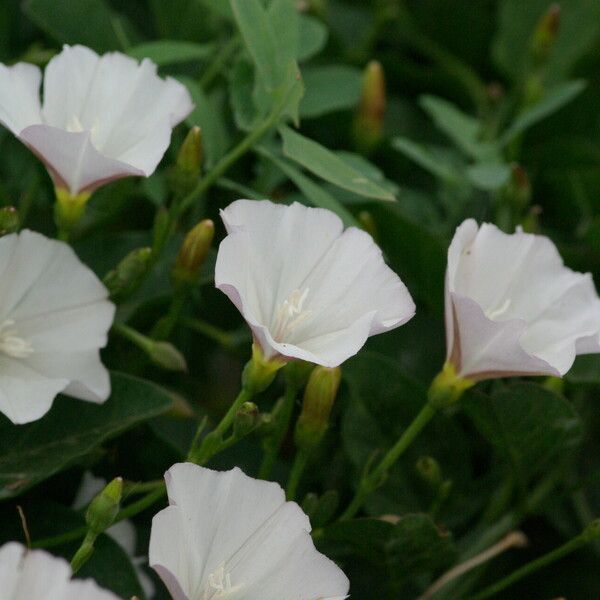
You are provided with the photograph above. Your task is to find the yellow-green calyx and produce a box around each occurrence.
[428,362,474,408]
[85,477,123,535]
[295,365,341,451]
[172,219,214,284]
[242,344,286,394]
[54,187,91,237]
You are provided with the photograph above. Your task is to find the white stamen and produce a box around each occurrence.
[272,288,312,342]
[0,319,33,358]
[66,115,101,144]
[202,563,239,599]
[486,298,512,320]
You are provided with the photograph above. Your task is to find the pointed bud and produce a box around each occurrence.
[172,219,214,284]
[233,401,260,438]
[416,456,442,488]
[353,61,386,153]
[0,206,19,236]
[531,3,560,63]
[295,366,341,451]
[169,126,203,198]
[85,477,123,535]
[103,247,152,301]
[54,188,91,239]
[149,341,187,372]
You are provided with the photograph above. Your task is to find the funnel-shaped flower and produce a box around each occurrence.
[215,200,415,367]
[0,542,118,599]
[0,44,193,197]
[0,230,114,424]
[149,463,349,600]
[445,219,600,380]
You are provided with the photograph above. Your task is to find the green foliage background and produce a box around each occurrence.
[0,0,599,598]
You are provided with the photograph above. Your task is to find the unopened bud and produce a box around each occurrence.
[85,477,123,535]
[531,3,560,64]
[169,127,203,198]
[301,492,320,518]
[103,247,152,301]
[242,344,286,394]
[54,188,91,237]
[149,341,187,372]
[295,366,341,451]
[353,61,386,153]
[234,401,260,438]
[0,206,19,236]
[172,219,214,284]
[416,456,442,488]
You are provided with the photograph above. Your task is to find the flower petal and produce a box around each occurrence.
[0,62,42,135]
[0,542,119,599]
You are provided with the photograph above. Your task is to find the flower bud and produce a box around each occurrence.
[294,366,341,451]
[54,187,91,237]
[103,247,152,301]
[233,401,260,438]
[172,219,214,284]
[242,344,286,394]
[169,126,203,198]
[353,61,386,153]
[85,477,123,536]
[149,341,188,372]
[530,3,560,64]
[416,456,442,488]
[0,206,19,236]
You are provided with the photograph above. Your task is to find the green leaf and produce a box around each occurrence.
[501,80,587,145]
[229,59,262,131]
[23,0,136,52]
[392,137,462,184]
[298,14,328,61]
[300,65,362,118]
[566,354,600,384]
[420,95,496,161]
[280,126,395,201]
[267,0,299,76]
[127,40,214,66]
[179,76,230,168]
[463,383,583,485]
[257,145,359,227]
[466,162,511,191]
[0,373,172,499]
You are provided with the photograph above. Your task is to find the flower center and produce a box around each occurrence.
[0,319,33,358]
[201,563,239,599]
[272,288,312,342]
[66,115,101,145]
[485,298,512,320]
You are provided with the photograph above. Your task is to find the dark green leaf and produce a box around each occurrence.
[0,373,172,499]
[127,40,214,66]
[300,65,362,118]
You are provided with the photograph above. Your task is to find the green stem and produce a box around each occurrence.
[200,37,241,90]
[286,450,309,501]
[183,317,236,348]
[467,522,600,600]
[152,285,189,340]
[113,322,153,353]
[176,108,282,218]
[259,384,298,479]
[340,401,438,520]
[70,531,96,574]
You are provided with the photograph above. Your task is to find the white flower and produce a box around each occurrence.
[0,542,119,599]
[149,463,350,600]
[0,230,115,424]
[74,472,155,598]
[215,200,415,367]
[0,44,193,197]
[445,219,600,380]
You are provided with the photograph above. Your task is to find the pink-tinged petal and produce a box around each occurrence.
[216,200,414,365]
[0,62,42,135]
[19,125,144,195]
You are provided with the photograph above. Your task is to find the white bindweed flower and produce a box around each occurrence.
[74,472,155,598]
[215,200,415,367]
[0,542,119,599]
[0,44,193,198]
[0,230,115,424]
[444,219,600,381]
[149,463,350,600]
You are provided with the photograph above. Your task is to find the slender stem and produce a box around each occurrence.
[151,285,189,340]
[340,401,438,520]
[467,524,600,600]
[183,317,236,348]
[213,388,253,440]
[216,177,265,200]
[176,109,282,217]
[259,384,298,479]
[113,321,152,353]
[286,450,309,501]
